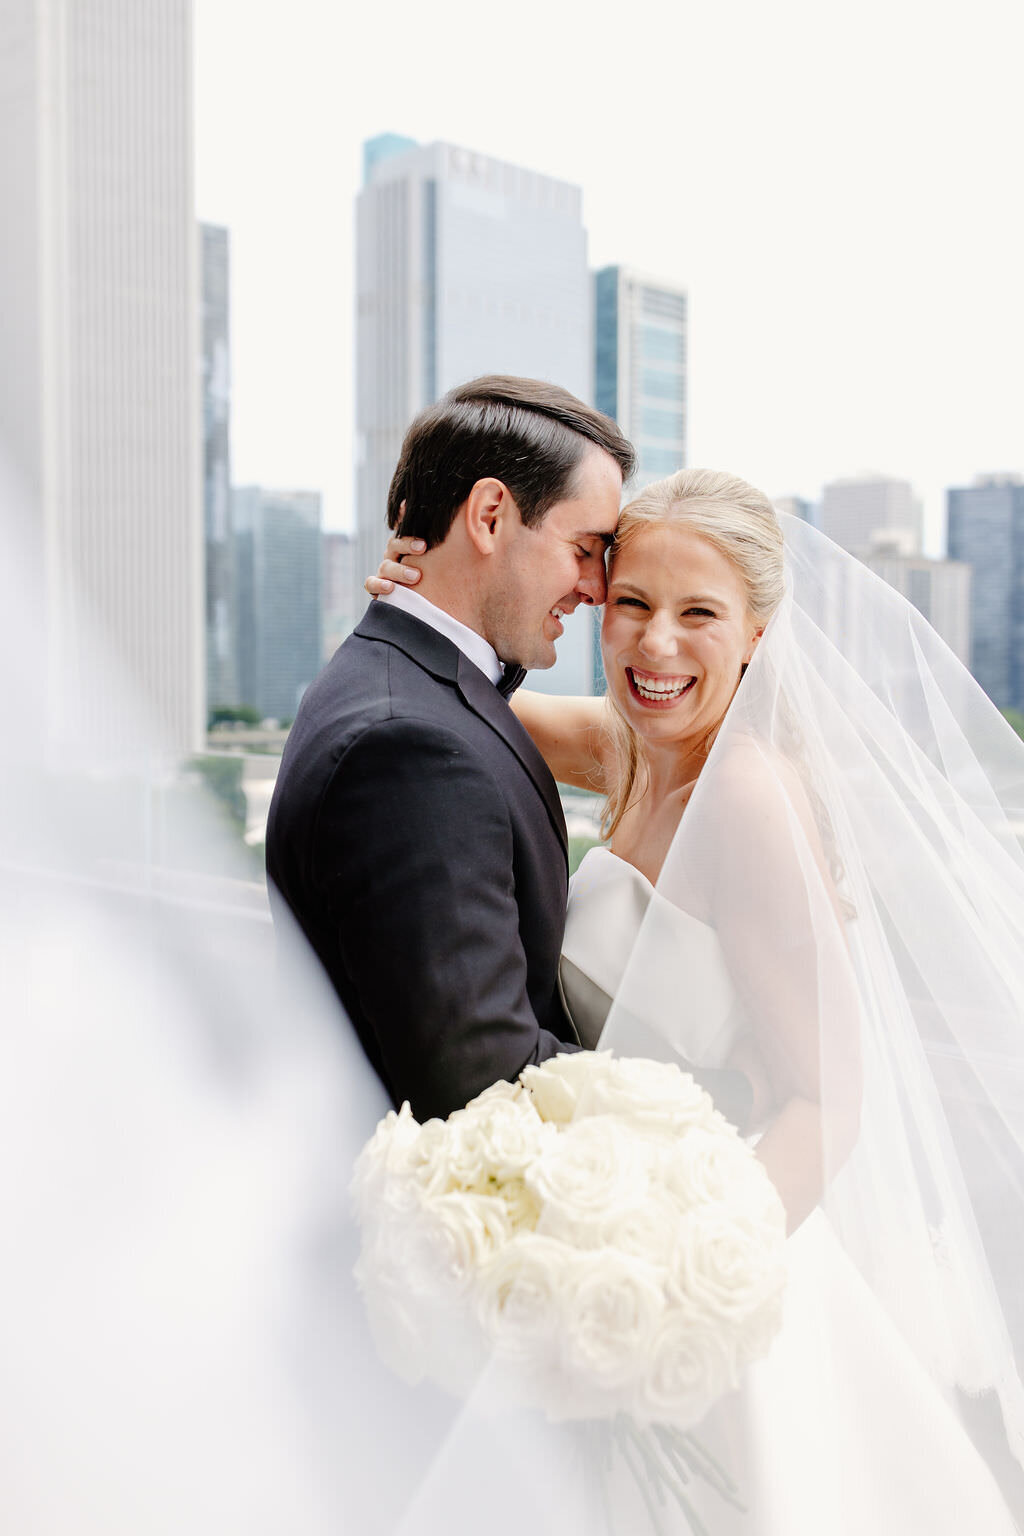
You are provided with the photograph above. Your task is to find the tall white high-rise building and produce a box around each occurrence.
[354,134,594,694]
[202,222,235,712]
[819,475,923,559]
[593,265,687,489]
[0,0,202,761]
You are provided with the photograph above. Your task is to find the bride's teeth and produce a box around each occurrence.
[630,670,693,701]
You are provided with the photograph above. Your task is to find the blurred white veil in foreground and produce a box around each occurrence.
[0,457,458,1532]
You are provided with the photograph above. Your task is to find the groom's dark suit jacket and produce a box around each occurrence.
[265,601,580,1122]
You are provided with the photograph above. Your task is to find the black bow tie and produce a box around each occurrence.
[497,661,527,699]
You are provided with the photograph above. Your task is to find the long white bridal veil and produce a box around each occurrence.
[7,441,1023,1530]
[601,513,1024,1527]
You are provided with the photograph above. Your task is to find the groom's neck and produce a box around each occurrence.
[409,552,488,641]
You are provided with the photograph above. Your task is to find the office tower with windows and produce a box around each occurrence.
[864,552,972,664]
[202,222,236,711]
[819,475,923,559]
[947,475,1024,709]
[354,134,594,694]
[594,266,687,489]
[0,0,202,760]
[234,488,323,723]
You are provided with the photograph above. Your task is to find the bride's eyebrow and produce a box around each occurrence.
[609,580,725,606]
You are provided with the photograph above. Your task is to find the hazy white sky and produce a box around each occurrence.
[195,0,1023,551]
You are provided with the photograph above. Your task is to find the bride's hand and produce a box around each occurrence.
[365,534,426,596]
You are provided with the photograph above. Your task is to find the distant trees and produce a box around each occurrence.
[208,704,262,728]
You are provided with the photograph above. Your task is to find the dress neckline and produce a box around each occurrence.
[582,844,657,893]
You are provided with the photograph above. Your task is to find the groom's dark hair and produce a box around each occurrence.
[386,376,636,549]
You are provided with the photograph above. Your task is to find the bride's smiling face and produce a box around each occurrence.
[602,524,764,752]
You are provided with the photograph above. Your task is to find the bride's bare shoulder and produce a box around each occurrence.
[705,733,817,834]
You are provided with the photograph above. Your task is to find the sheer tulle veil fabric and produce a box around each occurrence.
[6,433,1024,1531]
[600,512,1024,1505]
[344,512,1024,1533]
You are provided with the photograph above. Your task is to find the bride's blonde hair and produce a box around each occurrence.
[601,468,785,839]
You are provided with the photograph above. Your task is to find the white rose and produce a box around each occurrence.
[466,1077,524,1108]
[436,1120,492,1192]
[487,1174,543,1234]
[666,1207,786,1334]
[356,1197,498,1392]
[604,1183,684,1267]
[519,1050,617,1124]
[416,1190,511,1289]
[639,1310,739,1426]
[442,1099,543,1191]
[472,1097,554,1182]
[525,1116,650,1242]
[659,1126,786,1244]
[473,1232,570,1371]
[660,1125,751,1211]
[517,1069,577,1125]
[350,1101,422,1212]
[355,1196,468,1383]
[579,1057,715,1136]
[437,1096,549,1191]
[399,1115,462,1197]
[561,1250,665,1395]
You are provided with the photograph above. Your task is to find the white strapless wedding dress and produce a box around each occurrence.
[558,846,1019,1535]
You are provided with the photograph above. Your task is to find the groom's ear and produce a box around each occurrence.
[463,478,517,556]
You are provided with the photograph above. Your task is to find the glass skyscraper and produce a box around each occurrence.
[234,488,323,723]
[947,476,1024,709]
[594,266,687,488]
[355,133,594,694]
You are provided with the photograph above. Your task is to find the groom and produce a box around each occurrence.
[266,376,634,1122]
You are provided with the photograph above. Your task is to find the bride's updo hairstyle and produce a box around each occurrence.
[602,468,785,838]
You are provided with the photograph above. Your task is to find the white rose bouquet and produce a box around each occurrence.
[352,1051,787,1435]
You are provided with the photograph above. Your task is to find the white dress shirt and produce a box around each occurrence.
[376,585,503,687]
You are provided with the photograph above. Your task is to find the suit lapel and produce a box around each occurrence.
[455,654,569,861]
[355,603,568,861]
[355,600,461,684]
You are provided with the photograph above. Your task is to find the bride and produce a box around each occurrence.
[371,467,1024,1532]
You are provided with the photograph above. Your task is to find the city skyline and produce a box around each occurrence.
[204,123,999,709]
[194,0,1022,556]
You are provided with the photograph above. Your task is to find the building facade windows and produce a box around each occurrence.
[593,265,687,493]
[947,477,1024,709]
[640,406,685,440]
